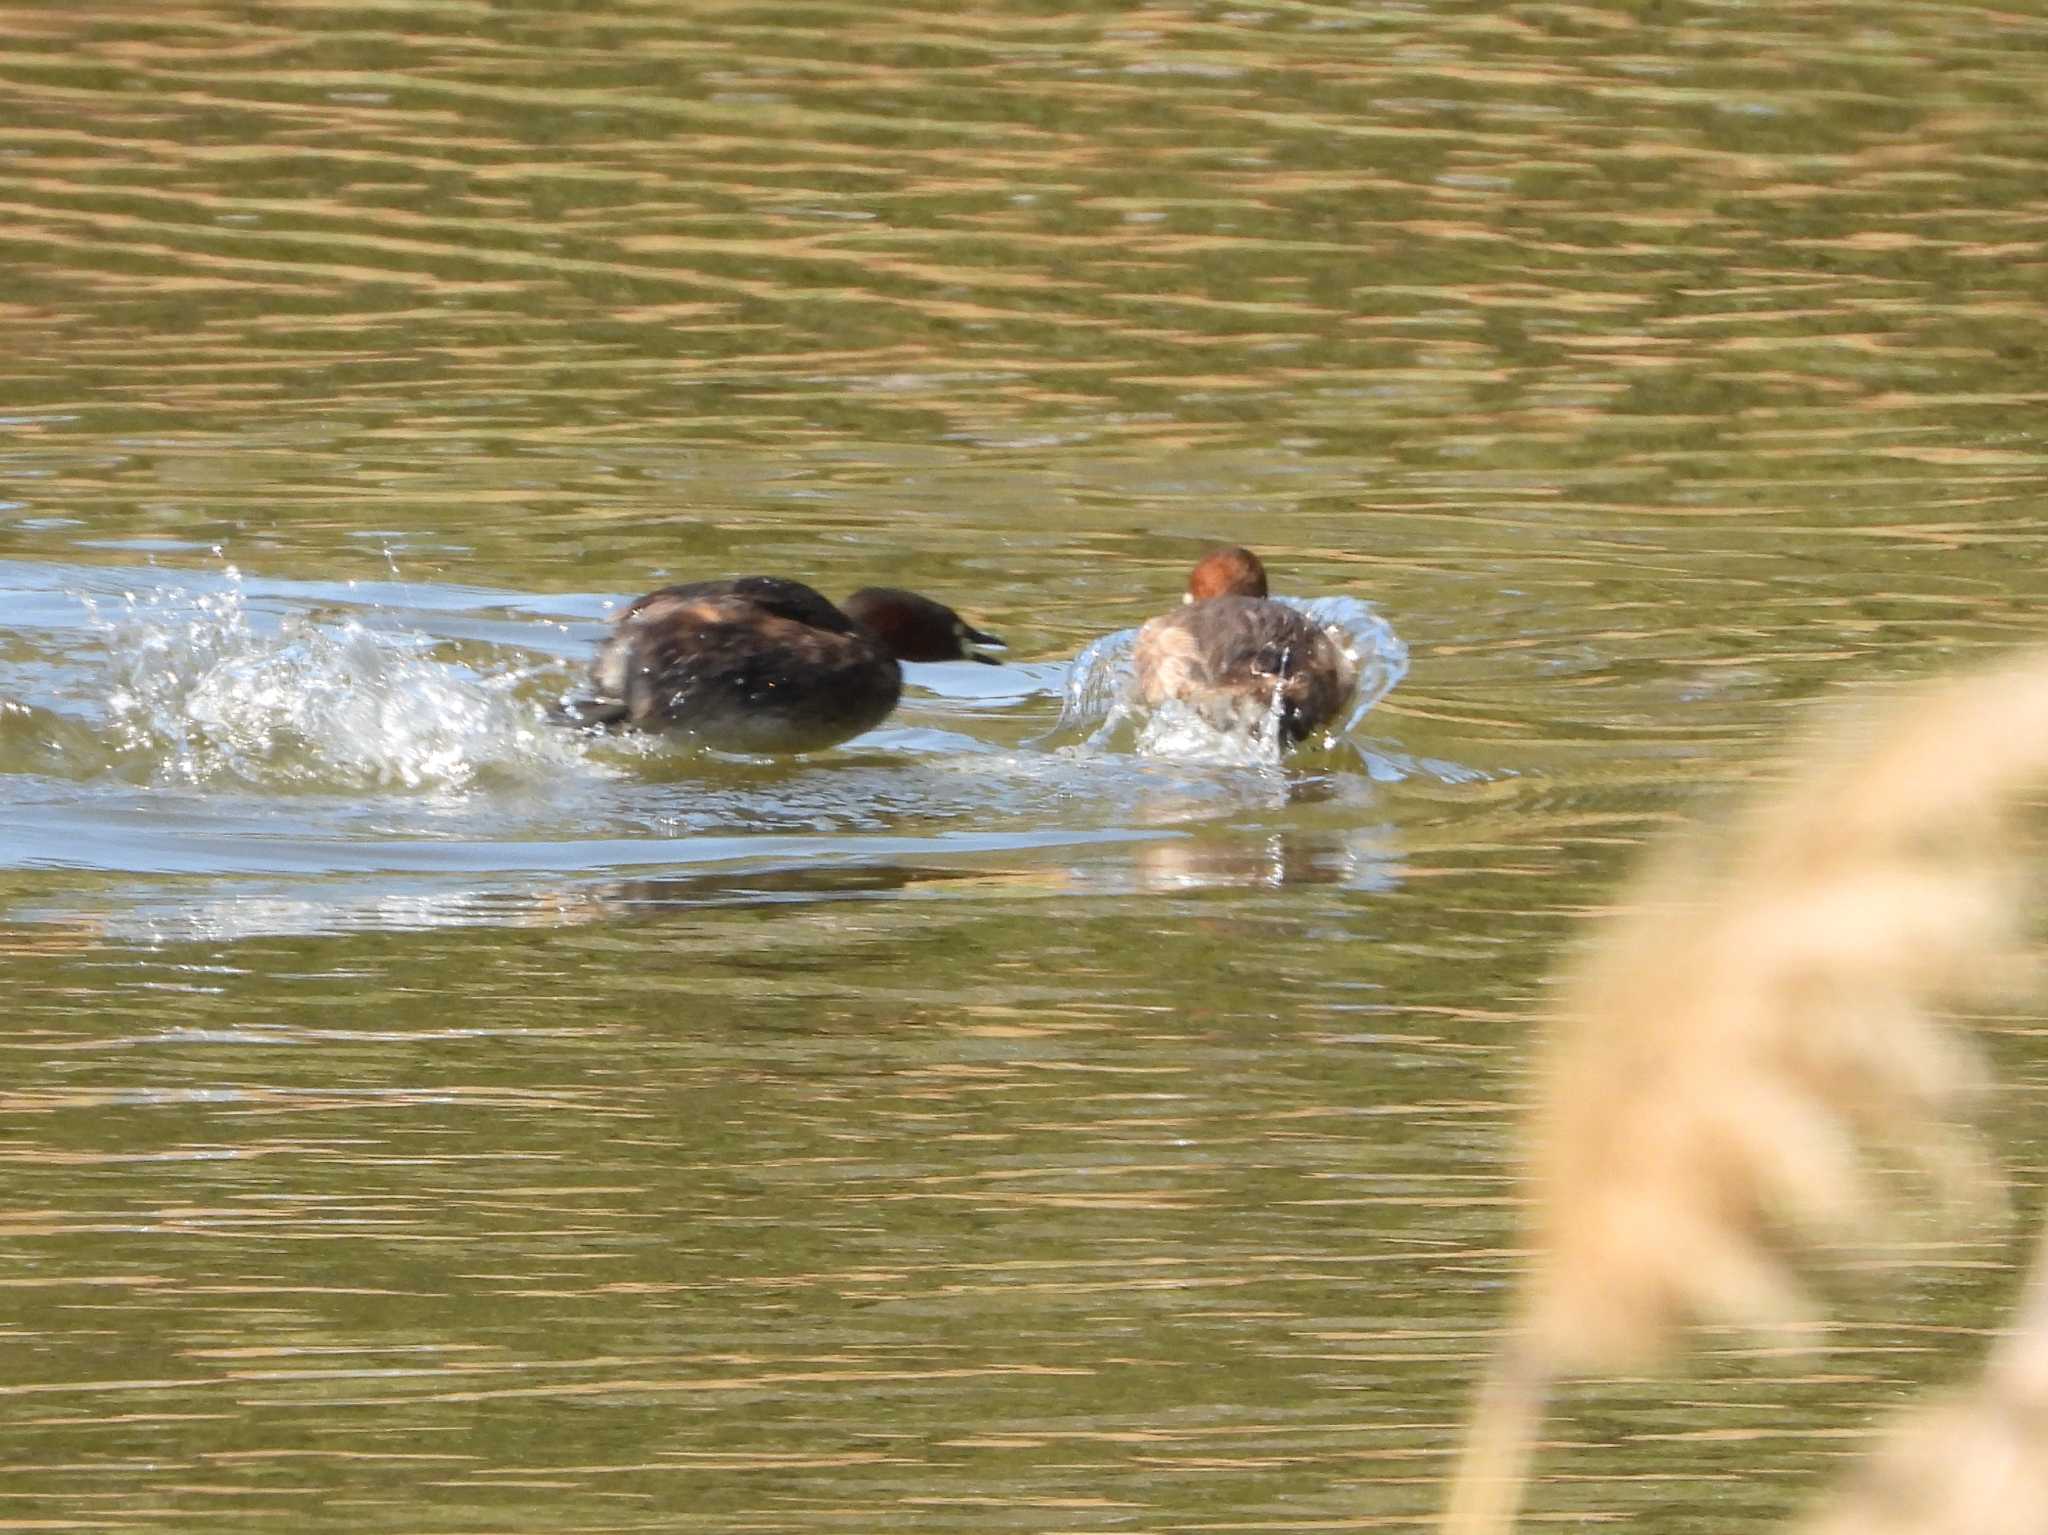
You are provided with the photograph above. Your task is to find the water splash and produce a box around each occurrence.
[90,571,592,792]
[1049,594,1409,765]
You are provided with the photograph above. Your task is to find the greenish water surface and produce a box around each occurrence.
[3,3,2048,1530]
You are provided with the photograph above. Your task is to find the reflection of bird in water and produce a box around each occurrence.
[1132,825,1398,893]
[1442,647,2048,1535]
[1132,548,1357,750]
[555,577,1002,753]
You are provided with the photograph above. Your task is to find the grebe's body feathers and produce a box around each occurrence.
[1131,549,1358,750]
[558,577,1000,754]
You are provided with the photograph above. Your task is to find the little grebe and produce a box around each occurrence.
[556,576,1002,754]
[1131,548,1357,749]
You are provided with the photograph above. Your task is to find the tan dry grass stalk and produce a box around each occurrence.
[1445,647,2048,1535]
[1799,1219,2048,1535]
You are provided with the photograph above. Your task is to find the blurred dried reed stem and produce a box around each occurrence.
[1798,1219,2048,1535]
[1444,647,2048,1535]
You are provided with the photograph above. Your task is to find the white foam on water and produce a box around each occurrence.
[89,568,596,792]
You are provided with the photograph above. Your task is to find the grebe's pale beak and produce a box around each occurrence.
[960,621,1006,665]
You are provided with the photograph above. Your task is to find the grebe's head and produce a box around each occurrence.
[842,588,1005,664]
[1185,546,1269,603]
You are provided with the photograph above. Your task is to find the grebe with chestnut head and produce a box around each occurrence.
[555,576,1002,754]
[1131,548,1357,750]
